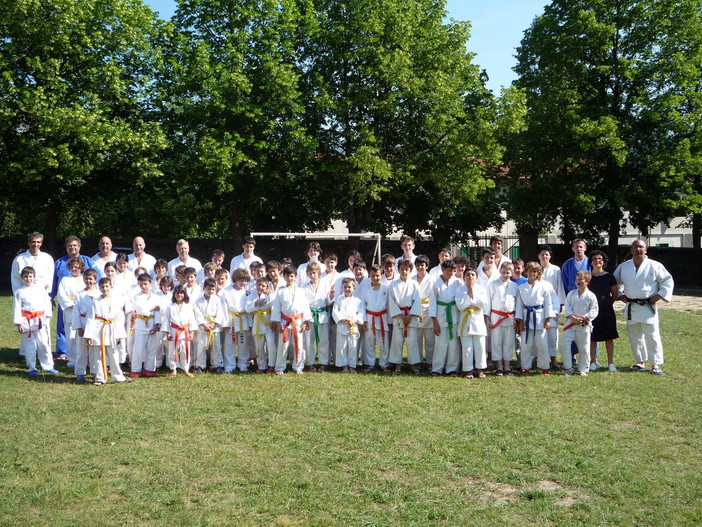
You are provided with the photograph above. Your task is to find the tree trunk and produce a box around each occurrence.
[229,198,243,244]
[606,218,620,271]
[517,225,539,263]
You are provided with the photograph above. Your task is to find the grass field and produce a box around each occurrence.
[1,294,701,526]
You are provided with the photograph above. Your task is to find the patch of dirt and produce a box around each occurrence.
[481,479,585,506]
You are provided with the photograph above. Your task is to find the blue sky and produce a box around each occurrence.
[143,0,548,93]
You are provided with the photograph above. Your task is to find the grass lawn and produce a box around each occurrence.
[1,293,701,526]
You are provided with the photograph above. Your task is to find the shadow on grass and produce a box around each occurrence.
[0,347,78,384]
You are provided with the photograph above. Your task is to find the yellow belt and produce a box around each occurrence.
[229,310,247,332]
[460,306,481,334]
[254,308,272,335]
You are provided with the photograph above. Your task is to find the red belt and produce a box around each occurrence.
[367,309,387,341]
[399,306,411,338]
[282,313,303,364]
[170,322,190,363]
[489,309,514,330]
[563,322,575,331]
[21,310,43,338]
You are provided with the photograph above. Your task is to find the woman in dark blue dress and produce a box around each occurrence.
[588,250,619,371]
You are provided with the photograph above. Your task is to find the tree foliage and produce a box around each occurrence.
[508,0,702,258]
[0,0,168,239]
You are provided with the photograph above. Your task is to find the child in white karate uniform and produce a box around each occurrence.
[388,260,422,373]
[488,262,518,376]
[222,269,251,373]
[456,268,489,378]
[162,285,197,377]
[429,260,461,376]
[84,278,129,385]
[271,265,312,375]
[246,277,276,373]
[414,255,434,367]
[194,278,225,374]
[14,267,55,376]
[360,265,390,372]
[129,274,162,378]
[72,269,100,383]
[56,257,85,369]
[515,262,554,375]
[303,263,334,371]
[333,278,365,373]
[561,271,599,376]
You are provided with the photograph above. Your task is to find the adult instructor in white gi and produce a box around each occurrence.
[613,239,674,375]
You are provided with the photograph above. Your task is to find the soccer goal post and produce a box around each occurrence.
[250,232,383,266]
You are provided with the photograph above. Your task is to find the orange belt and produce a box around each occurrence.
[399,306,411,338]
[281,313,303,364]
[96,316,114,381]
[21,310,43,338]
[367,309,387,341]
[489,309,514,330]
[170,322,190,363]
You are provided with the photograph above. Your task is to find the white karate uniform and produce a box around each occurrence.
[515,280,554,371]
[332,294,365,367]
[84,296,127,383]
[167,256,202,279]
[91,252,118,276]
[72,288,100,376]
[488,279,518,363]
[456,283,489,371]
[229,253,263,274]
[162,302,197,372]
[303,281,333,366]
[360,284,390,368]
[57,275,84,367]
[613,258,674,366]
[221,285,250,372]
[13,285,53,372]
[245,293,276,370]
[388,279,422,365]
[429,275,462,374]
[415,274,435,365]
[11,250,54,294]
[130,291,163,373]
[271,285,312,372]
[127,252,157,274]
[194,294,226,370]
[560,288,599,373]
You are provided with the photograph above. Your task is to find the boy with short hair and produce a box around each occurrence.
[380,254,398,286]
[14,267,56,376]
[477,248,499,289]
[303,262,334,371]
[453,255,469,281]
[84,278,130,385]
[388,260,422,373]
[514,262,554,375]
[456,268,489,378]
[510,258,527,286]
[246,277,276,373]
[57,256,85,369]
[488,262,519,376]
[194,278,225,374]
[429,259,461,376]
[183,267,201,300]
[561,271,599,376]
[71,269,100,383]
[297,242,323,287]
[271,265,312,375]
[333,277,365,373]
[395,235,417,276]
[538,245,566,370]
[361,264,390,372]
[222,268,251,373]
[129,273,163,378]
[429,248,451,281]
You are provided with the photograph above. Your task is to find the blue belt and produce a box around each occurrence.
[524,304,544,343]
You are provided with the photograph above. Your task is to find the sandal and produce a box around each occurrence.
[477,371,486,378]
[629,364,648,372]
[651,368,665,375]
[464,372,474,379]
[495,370,504,377]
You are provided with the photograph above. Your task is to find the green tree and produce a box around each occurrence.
[509,0,702,261]
[299,0,511,242]
[158,0,326,240]
[0,0,167,241]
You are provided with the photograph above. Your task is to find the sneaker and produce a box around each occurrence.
[608,363,617,372]
[194,367,204,374]
[28,370,38,377]
[129,372,140,378]
[76,374,86,384]
[521,369,530,376]
[142,370,156,378]
[564,368,574,376]
[589,363,598,372]
[215,367,224,374]
[44,369,59,374]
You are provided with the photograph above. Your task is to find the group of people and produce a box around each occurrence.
[11,232,674,384]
